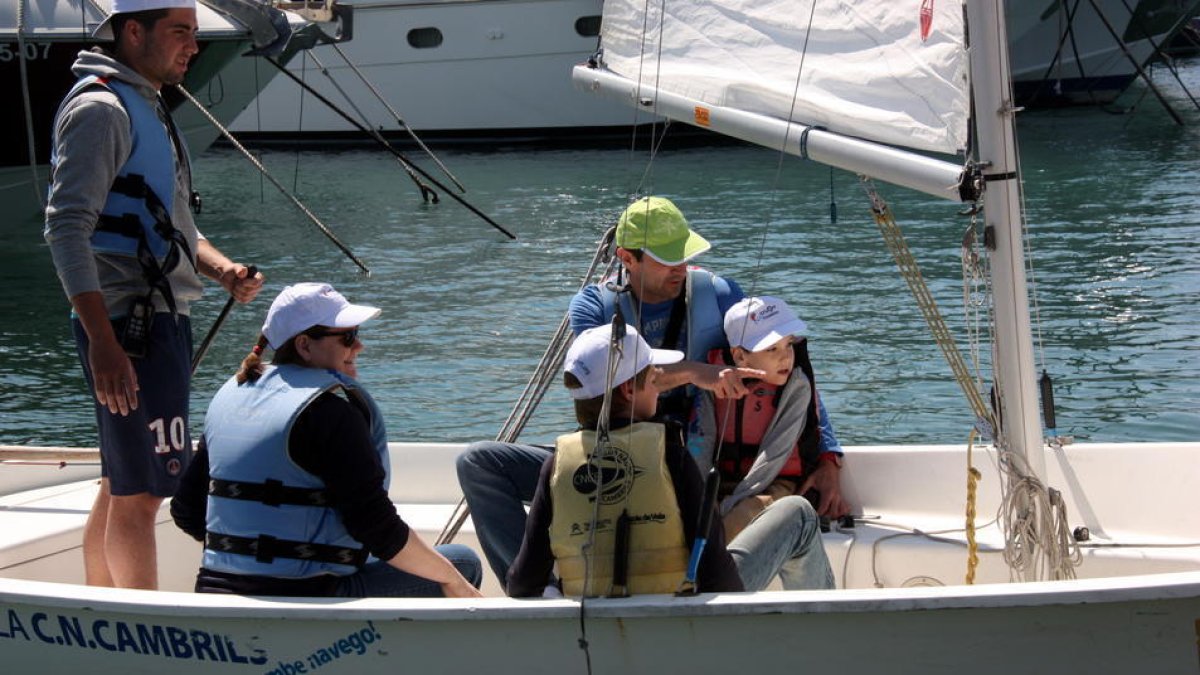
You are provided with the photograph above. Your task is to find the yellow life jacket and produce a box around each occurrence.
[549,422,689,597]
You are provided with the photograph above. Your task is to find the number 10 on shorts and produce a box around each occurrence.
[149,417,187,454]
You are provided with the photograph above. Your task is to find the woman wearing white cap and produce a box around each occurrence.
[171,283,482,598]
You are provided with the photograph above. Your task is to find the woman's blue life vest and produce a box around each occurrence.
[51,75,193,269]
[201,364,391,579]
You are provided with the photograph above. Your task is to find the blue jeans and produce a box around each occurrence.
[455,441,553,587]
[726,495,835,591]
[333,544,482,598]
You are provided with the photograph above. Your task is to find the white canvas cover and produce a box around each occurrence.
[600,0,970,155]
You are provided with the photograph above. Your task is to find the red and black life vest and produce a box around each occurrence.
[709,339,822,483]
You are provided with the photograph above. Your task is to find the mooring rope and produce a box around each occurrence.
[300,50,439,203]
[329,42,467,193]
[861,178,994,427]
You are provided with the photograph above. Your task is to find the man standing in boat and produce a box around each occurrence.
[458,196,845,590]
[43,0,262,590]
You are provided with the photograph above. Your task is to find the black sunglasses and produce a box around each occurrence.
[305,326,359,347]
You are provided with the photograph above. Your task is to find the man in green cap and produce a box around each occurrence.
[570,195,750,406]
[458,196,847,592]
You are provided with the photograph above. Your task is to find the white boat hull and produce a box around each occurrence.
[1,572,1198,674]
[2,441,1198,672]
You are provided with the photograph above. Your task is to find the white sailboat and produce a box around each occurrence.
[1,1,1199,673]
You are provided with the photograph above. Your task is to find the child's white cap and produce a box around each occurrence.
[723,296,807,352]
[565,322,683,400]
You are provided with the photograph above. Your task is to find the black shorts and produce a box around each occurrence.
[73,312,193,497]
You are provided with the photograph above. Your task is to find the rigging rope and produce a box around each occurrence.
[580,308,629,597]
[995,447,1081,581]
[965,205,1080,582]
[174,84,371,274]
[627,0,668,172]
[866,177,1083,583]
[960,212,991,428]
[861,178,995,428]
[435,228,620,546]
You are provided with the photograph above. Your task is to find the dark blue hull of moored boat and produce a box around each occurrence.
[0,38,248,172]
[1012,73,1141,108]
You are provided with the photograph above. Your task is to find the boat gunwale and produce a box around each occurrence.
[2,570,1198,622]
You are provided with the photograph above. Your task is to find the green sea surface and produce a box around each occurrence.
[2,64,1198,448]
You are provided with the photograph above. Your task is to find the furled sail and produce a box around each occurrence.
[598,0,970,156]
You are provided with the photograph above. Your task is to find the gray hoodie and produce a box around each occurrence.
[44,48,205,318]
[690,367,812,516]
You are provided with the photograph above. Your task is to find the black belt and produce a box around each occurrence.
[209,478,331,507]
[205,532,367,567]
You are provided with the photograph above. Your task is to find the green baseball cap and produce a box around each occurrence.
[615,196,711,265]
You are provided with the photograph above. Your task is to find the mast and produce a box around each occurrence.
[965,0,1046,479]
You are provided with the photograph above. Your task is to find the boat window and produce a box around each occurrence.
[407,27,443,49]
[575,16,601,37]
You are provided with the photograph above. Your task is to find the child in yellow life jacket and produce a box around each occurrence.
[506,321,744,598]
[687,296,839,591]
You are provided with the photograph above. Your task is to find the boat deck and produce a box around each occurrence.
[4,441,1199,595]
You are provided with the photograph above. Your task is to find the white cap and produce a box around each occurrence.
[92,0,196,40]
[723,296,807,352]
[564,323,683,400]
[261,283,381,350]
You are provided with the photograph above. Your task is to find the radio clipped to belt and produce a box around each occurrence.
[119,293,154,358]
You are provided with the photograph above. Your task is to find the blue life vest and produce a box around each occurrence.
[52,75,189,263]
[201,365,391,579]
[597,267,725,361]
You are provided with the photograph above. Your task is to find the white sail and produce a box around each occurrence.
[599,0,970,155]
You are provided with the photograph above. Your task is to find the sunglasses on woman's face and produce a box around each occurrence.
[306,326,359,347]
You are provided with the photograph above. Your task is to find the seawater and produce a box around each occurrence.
[2,66,1198,448]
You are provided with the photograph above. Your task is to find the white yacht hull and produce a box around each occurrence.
[228,0,1197,142]
[1007,0,1200,106]
[229,0,643,140]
